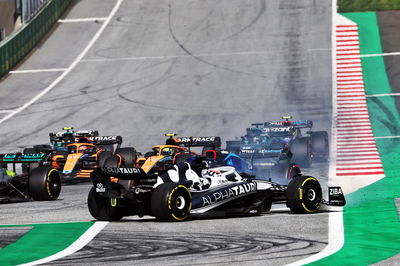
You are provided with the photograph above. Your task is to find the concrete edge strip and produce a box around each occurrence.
[0,0,124,126]
[19,221,109,266]
[286,2,345,265]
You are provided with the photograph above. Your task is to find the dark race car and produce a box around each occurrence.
[226,116,329,170]
[87,157,345,222]
[0,153,61,203]
[263,116,329,166]
[226,124,300,183]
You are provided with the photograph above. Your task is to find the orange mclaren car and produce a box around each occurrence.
[52,136,123,182]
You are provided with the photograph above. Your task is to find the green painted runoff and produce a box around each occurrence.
[310,12,400,265]
[0,222,93,265]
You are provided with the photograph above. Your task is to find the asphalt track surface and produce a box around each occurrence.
[0,0,333,265]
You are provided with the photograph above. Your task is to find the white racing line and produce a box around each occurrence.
[0,0,124,126]
[19,222,109,266]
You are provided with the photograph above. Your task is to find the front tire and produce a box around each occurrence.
[87,187,123,221]
[29,167,61,201]
[286,175,322,213]
[151,183,192,221]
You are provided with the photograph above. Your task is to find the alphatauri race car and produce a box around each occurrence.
[0,153,61,203]
[87,156,345,222]
[226,116,329,168]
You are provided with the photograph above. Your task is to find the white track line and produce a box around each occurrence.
[20,222,109,266]
[10,69,67,74]
[375,136,400,139]
[366,93,400,97]
[0,0,124,126]
[58,18,107,23]
[360,51,400,57]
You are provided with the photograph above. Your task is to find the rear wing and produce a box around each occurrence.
[74,130,99,137]
[99,167,147,180]
[292,120,313,129]
[88,136,122,145]
[0,153,45,163]
[177,136,221,147]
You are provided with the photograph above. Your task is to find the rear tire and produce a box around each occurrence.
[33,144,52,153]
[29,167,61,201]
[290,137,312,168]
[311,131,329,162]
[97,151,113,168]
[116,148,136,167]
[87,187,123,221]
[286,175,322,213]
[151,183,192,221]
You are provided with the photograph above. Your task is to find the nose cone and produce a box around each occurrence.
[63,153,82,174]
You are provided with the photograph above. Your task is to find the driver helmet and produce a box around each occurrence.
[253,136,260,144]
[161,147,175,156]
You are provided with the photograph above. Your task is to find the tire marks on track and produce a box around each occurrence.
[52,231,326,265]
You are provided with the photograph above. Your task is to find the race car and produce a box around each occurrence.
[51,135,126,182]
[225,124,300,183]
[87,156,345,222]
[226,116,329,168]
[0,153,61,203]
[135,134,221,174]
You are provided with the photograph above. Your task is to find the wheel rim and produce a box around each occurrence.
[307,189,316,201]
[169,187,191,220]
[175,196,186,210]
[302,181,322,212]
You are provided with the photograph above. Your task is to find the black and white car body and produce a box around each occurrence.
[88,158,345,222]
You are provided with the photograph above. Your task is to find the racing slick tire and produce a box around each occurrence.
[87,187,123,221]
[311,131,329,162]
[28,167,62,201]
[286,175,322,213]
[290,137,312,168]
[97,151,113,168]
[116,148,136,167]
[33,144,52,153]
[151,183,192,222]
[22,148,40,174]
[270,164,301,184]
